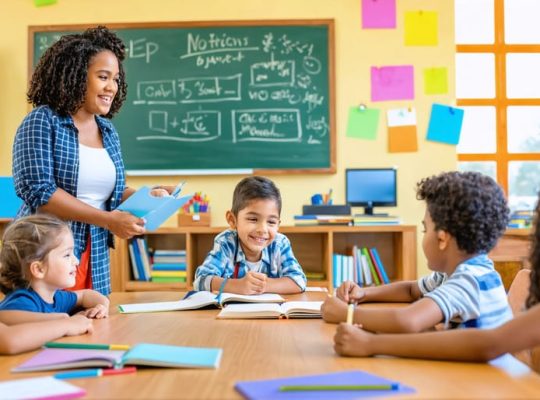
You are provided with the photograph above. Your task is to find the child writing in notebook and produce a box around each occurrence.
[0,214,109,321]
[333,193,540,373]
[193,176,307,294]
[322,171,512,333]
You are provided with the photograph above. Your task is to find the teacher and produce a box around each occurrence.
[12,26,162,295]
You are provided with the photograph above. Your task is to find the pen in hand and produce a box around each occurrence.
[346,303,355,325]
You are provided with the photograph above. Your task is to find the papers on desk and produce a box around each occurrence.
[118,291,285,314]
[235,370,415,399]
[0,376,85,400]
[12,343,222,372]
[217,301,323,319]
[116,185,193,231]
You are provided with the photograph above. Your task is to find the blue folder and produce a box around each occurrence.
[0,177,22,218]
[117,186,193,231]
[235,370,415,400]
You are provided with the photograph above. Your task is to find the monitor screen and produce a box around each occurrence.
[345,168,397,215]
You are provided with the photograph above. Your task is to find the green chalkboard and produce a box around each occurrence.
[30,21,335,175]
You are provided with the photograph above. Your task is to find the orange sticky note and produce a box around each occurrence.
[387,108,418,153]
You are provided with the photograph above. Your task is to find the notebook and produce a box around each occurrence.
[116,185,193,231]
[235,370,416,400]
[216,301,323,319]
[118,290,285,314]
[12,343,222,372]
[0,376,85,400]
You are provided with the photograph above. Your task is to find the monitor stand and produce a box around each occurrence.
[362,205,388,217]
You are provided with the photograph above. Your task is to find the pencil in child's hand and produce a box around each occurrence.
[346,303,354,325]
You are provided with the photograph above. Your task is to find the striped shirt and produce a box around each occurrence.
[418,254,513,329]
[12,106,126,295]
[193,229,307,292]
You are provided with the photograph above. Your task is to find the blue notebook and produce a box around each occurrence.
[235,370,415,400]
[117,186,193,231]
[0,177,22,218]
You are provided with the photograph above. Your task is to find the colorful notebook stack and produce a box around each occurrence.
[294,215,353,226]
[151,249,187,283]
[332,246,389,288]
[508,210,534,229]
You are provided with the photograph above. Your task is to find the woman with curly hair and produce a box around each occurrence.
[12,26,168,295]
[322,171,512,333]
[332,193,540,372]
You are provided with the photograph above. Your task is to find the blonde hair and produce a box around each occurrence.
[0,214,69,293]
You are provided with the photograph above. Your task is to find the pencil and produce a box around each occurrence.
[44,342,131,351]
[346,303,354,325]
[279,383,399,391]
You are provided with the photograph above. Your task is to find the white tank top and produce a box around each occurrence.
[77,143,116,210]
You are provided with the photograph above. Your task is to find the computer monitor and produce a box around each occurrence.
[345,168,397,215]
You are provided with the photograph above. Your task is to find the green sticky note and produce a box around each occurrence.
[346,106,380,140]
[405,11,438,46]
[34,0,57,6]
[424,67,448,95]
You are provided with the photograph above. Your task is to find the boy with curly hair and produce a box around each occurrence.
[322,171,512,333]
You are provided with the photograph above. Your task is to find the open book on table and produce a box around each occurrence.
[118,290,285,314]
[12,343,222,372]
[116,185,193,231]
[216,301,323,319]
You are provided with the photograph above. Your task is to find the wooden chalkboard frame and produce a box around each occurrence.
[28,20,335,175]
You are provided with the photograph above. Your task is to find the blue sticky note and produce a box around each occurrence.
[0,177,23,218]
[426,103,464,145]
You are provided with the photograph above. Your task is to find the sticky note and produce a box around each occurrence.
[387,108,418,153]
[424,67,448,95]
[405,11,438,46]
[371,65,415,102]
[362,0,396,29]
[426,103,464,145]
[34,0,57,6]
[346,106,380,140]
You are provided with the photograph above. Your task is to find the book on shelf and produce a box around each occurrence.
[118,290,285,314]
[117,185,193,231]
[128,238,150,282]
[12,343,222,372]
[294,215,353,226]
[332,246,390,288]
[216,301,323,319]
[353,214,401,226]
[151,276,187,283]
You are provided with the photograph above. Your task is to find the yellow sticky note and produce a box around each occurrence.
[424,67,448,95]
[405,11,438,46]
[34,0,57,6]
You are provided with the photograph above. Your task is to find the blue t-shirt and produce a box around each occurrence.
[0,288,78,314]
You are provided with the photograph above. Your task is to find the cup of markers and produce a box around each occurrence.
[178,192,211,227]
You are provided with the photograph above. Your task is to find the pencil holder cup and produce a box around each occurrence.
[178,212,211,227]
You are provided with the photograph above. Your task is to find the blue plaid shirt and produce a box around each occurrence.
[193,229,307,291]
[12,105,126,295]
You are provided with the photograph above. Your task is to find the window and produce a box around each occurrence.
[455,0,540,211]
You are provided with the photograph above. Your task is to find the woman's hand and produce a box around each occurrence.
[107,210,145,239]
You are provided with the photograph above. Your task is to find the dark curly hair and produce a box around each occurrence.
[526,196,540,308]
[231,176,282,216]
[27,25,127,118]
[416,171,509,254]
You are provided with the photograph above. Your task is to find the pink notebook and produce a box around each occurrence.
[0,376,85,400]
[12,348,125,372]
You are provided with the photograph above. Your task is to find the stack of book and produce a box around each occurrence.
[294,214,353,226]
[332,246,389,288]
[128,237,151,281]
[353,214,401,226]
[508,210,534,229]
[151,250,187,283]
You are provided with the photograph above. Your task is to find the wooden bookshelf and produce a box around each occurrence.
[110,225,417,292]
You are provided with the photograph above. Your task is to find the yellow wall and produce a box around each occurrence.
[1,0,456,275]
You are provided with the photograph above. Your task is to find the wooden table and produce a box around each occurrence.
[1,291,540,399]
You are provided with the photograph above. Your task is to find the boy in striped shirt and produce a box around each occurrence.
[322,171,512,332]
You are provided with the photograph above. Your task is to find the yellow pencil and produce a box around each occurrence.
[347,303,354,325]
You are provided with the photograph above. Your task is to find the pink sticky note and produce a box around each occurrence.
[362,0,396,29]
[371,65,415,102]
